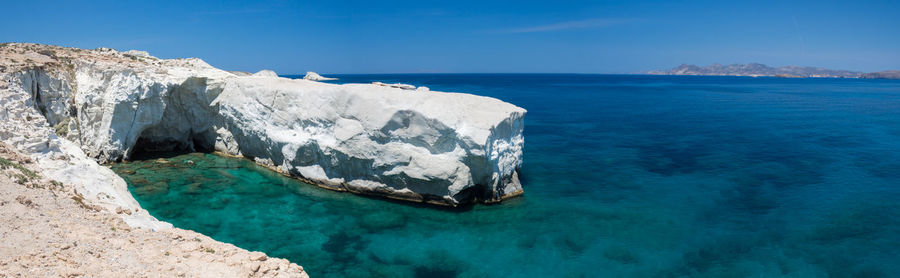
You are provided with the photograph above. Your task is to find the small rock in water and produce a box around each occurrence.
[303,71,337,81]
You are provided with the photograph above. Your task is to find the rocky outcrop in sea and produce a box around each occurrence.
[302,71,337,81]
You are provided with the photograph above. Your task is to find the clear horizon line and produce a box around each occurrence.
[271,73,895,80]
[277,72,646,75]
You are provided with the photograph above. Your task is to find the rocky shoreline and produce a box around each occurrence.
[0,142,308,277]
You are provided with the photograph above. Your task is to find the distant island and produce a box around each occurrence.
[860,70,900,79]
[649,63,899,79]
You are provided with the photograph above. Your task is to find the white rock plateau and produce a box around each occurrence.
[0,43,526,211]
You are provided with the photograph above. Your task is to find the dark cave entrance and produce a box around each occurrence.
[128,130,216,160]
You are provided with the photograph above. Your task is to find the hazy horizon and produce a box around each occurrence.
[2,0,898,74]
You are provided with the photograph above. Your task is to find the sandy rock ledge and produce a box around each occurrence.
[0,142,308,277]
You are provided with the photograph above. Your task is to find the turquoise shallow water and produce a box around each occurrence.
[112,74,900,277]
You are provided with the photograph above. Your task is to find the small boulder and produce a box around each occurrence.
[123,50,152,58]
[249,251,268,261]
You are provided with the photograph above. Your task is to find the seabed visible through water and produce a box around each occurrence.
[114,74,900,277]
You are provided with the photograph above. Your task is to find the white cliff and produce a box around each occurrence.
[0,43,526,209]
[302,71,337,81]
[0,45,179,230]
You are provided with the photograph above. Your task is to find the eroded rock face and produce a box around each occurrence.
[215,77,526,205]
[0,43,526,207]
[4,47,232,163]
[0,45,178,230]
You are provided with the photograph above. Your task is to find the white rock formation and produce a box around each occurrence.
[215,77,525,205]
[302,71,336,81]
[0,43,526,207]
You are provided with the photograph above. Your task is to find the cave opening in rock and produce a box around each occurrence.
[129,130,215,160]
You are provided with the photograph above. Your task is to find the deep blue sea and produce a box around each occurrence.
[112,74,900,277]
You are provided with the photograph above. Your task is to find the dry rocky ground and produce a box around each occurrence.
[0,142,308,277]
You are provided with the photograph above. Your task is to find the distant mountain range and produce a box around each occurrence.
[649,63,900,79]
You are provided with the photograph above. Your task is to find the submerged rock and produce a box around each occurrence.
[0,43,526,207]
[359,211,407,231]
[134,181,169,196]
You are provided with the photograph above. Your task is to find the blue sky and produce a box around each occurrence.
[1,0,898,73]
